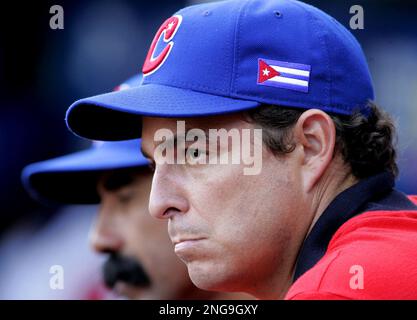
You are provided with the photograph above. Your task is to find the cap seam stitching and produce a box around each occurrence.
[231,0,253,95]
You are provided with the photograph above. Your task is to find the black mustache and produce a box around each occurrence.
[102,253,151,289]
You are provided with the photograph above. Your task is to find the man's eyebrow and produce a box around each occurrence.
[184,126,211,142]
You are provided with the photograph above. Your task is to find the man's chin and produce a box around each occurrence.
[186,261,224,292]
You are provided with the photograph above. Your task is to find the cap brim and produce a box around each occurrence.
[66,83,261,141]
[22,144,149,205]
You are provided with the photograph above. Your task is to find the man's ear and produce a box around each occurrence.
[293,109,336,192]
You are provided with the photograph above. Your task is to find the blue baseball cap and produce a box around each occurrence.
[66,0,374,141]
[21,139,149,205]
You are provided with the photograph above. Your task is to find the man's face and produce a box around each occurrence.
[142,113,310,296]
[91,169,196,299]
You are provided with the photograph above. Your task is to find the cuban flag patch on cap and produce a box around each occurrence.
[257,58,311,93]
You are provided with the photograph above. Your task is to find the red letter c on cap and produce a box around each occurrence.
[142,15,182,76]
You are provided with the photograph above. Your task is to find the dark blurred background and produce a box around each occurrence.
[0,0,416,298]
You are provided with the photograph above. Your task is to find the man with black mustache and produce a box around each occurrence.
[22,137,248,299]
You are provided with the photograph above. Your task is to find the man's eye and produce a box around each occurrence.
[186,147,207,163]
[117,191,134,204]
[186,148,199,159]
[192,148,200,158]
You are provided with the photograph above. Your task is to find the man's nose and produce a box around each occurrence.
[90,202,124,253]
[148,165,189,220]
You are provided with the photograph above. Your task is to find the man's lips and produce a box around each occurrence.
[173,238,205,252]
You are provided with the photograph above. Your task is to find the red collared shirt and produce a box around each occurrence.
[286,172,417,300]
[286,207,417,299]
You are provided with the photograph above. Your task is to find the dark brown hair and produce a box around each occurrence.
[246,102,398,179]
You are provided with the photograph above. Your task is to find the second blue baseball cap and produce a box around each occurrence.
[66,0,374,141]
